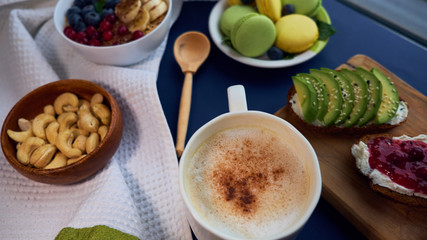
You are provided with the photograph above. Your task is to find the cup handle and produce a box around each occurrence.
[227,85,248,113]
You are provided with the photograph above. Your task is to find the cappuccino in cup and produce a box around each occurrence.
[179,85,321,240]
[185,126,309,238]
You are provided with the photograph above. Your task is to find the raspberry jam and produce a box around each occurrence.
[368,137,427,194]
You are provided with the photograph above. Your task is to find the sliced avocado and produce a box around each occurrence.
[309,69,342,126]
[354,67,383,126]
[339,69,369,127]
[292,76,318,124]
[320,68,355,125]
[371,68,400,125]
[296,73,328,121]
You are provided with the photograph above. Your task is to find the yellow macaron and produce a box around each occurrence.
[256,0,282,22]
[275,14,319,53]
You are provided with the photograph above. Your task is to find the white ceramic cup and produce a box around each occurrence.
[179,85,322,240]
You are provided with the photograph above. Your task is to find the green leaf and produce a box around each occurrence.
[316,20,337,41]
[221,36,233,49]
[94,0,107,14]
[282,53,295,60]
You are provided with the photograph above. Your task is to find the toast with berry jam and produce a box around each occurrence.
[351,134,427,207]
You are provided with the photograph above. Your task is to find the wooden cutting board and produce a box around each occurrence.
[275,54,427,240]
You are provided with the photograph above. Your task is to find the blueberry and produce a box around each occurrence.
[282,4,295,16]
[101,8,114,19]
[104,0,120,9]
[74,21,87,32]
[66,6,81,19]
[267,46,285,60]
[68,13,83,29]
[241,0,254,4]
[81,4,95,17]
[84,11,101,27]
[73,0,87,8]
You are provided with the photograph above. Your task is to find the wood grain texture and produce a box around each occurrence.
[275,55,427,240]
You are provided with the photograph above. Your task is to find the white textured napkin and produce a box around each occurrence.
[0,1,192,239]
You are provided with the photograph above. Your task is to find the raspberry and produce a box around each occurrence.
[64,26,77,40]
[76,37,89,45]
[89,39,101,46]
[103,31,114,41]
[76,31,87,41]
[132,31,144,40]
[117,25,128,36]
[105,14,116,23]
[85,26,97,36]
[100,20,112,31]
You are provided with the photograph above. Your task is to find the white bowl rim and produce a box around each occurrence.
[208,0,329,68]
[53,0,173,50]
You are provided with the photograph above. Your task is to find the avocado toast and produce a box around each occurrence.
[288,67,407,134]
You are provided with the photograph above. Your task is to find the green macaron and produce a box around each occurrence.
[231,13,276,57]
[219,5,256,37]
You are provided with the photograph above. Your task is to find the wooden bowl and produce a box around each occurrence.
[1,79,123,185]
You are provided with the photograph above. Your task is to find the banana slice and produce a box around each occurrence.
[149,1,168,22]
[142,0,161,12]
[115,0,142,23]
[127,7,150,32]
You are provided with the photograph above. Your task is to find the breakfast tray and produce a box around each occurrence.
[275,54,427,240]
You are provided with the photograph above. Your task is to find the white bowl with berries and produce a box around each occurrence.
[54,0,173,66]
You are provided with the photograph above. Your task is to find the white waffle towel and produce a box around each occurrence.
[0,1,192,239]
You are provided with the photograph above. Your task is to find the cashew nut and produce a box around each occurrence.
[86,132,100,154]
[73,135,87,153]
[79,99,90,109]
[43,105,55,116]
[44,152,67,169]
[67,154,86,165]
[16,137,45,165]
[90,93,103,107]
[91,103,111,126]
[56,129,82,158]
[54,92,79,115]
[32,113,56,140]
[7,91,112,169]
[70,124,89,137]
[29,144,57,168]
[46,121,59,145]
[57,112,78,132]
[77,109,99,133]
[7,118,33,142]
[98,125,108,141]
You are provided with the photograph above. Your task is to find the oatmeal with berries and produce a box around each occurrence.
[64,0,168,46]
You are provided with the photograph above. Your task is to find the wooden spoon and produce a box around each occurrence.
[174,31,210,157]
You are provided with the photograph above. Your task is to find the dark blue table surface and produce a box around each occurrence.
[157,1,427,239]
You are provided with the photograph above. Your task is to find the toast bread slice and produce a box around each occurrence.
[354,134,427,207]
[287,86,407,134]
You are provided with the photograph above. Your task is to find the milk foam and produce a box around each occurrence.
[186,126,309,239]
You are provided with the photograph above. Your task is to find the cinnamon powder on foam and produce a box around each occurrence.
[187,127,309,238]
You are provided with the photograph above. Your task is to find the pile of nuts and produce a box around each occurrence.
[6,92,111,169]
